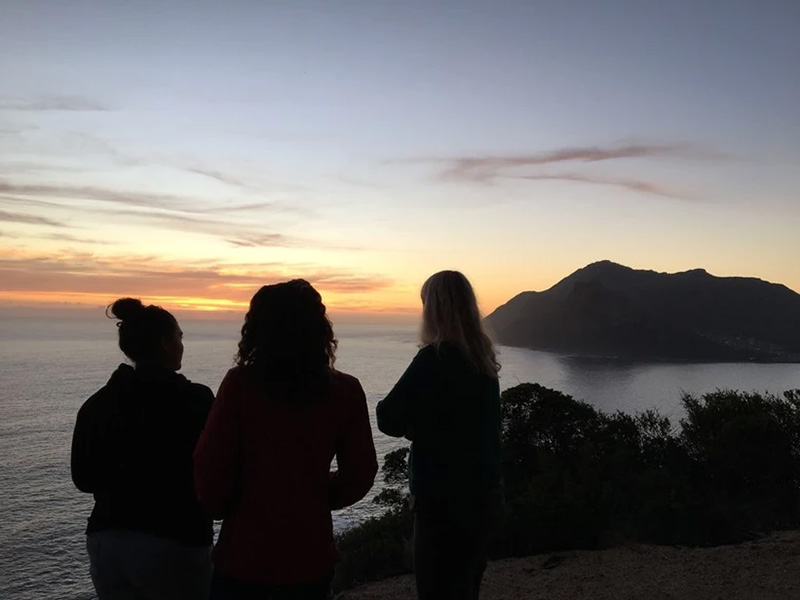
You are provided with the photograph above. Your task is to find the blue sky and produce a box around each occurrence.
[1,0,798,316]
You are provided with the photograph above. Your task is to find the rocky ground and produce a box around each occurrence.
[339,531,800,600]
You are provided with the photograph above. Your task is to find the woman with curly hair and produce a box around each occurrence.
[194,279,378,600]
[377,270,503,600]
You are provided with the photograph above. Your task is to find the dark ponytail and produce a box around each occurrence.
[107,297,177,364]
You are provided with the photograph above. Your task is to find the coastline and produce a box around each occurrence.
[500,343,800,365]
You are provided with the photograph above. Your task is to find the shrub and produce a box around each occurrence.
[335,384,800,589]
[681,389,800,538]
[334,447,412,591]
[333,510,411,592]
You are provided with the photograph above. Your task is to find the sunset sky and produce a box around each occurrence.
[1,1,798,320]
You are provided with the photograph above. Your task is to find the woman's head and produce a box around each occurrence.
[107,298,183,370]
[420,270,500,378]
[236,279,337,403]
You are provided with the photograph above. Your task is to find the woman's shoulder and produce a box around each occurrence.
[412,344,442,365]
[78,364,133,411]
[330,369,363,392]
[416,343,438,356]
[213,365,258,390]
[185,381,214,405]
[415,343,464,369]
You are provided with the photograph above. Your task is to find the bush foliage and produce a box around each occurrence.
[334,384,800,590]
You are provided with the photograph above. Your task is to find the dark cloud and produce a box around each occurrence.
[389,142,730,185]
[0,96,109,112]
[0,209,67,227]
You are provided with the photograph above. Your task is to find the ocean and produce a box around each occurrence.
[1,317,799,600]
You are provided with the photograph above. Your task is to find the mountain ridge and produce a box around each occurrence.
[485,261,800,362]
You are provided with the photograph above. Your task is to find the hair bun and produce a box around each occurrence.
[109,297,146,321]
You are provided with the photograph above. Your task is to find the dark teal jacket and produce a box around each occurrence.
[376,343,502,500]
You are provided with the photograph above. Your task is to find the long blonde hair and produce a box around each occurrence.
[420,270,500,379]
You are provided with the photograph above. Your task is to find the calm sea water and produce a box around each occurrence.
[1,317,799,600]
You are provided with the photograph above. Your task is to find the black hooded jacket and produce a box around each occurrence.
[71,364,213,546]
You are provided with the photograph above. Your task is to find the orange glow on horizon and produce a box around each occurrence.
[2,245,799,322]
[0,289,422,319]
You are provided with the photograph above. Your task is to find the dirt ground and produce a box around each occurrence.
[339,531,800,600]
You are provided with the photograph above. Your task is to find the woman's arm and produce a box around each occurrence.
[193,370,241,519]
[376,347,434,438]
[70,395,108,493]
[329,378,379,510]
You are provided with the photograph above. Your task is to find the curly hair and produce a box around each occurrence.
[236,279,337,404]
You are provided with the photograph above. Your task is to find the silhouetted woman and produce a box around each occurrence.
[377,271,503,600]
[71,298,214,600]
[194,279,378,600]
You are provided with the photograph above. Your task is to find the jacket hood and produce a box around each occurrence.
[107,363,190,391]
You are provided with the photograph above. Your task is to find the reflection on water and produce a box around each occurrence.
[500,345,800,420]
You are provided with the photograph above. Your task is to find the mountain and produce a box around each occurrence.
[485,261,800,361]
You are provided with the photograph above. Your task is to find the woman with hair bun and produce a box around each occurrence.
[194,279,378,600]
[377,270,503,600]
[71,298,214,600]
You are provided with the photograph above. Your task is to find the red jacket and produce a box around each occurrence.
[193,367,378,585]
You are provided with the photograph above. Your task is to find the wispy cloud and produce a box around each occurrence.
[335,175,387,190]
[1,195,70,210]
[511,173,690,200]
[196,201,316,218]
[0,161,85,175]
[224,232,363,251]
[94,207,327,250]
[43,232,116,245]
[0,228,113,245]
[0,176,311,216]
[0,179,336,250]
[0,179,193,210]
[306,273,395,293]
[389,142,730,188]
[181,166,259,190]
[0,123,39,136]
[0,209,67,227]
[0,249,393,308]
[0,96,109,112]
[224,233,295,248]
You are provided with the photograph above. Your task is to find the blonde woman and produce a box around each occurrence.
[377,270,502,600]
